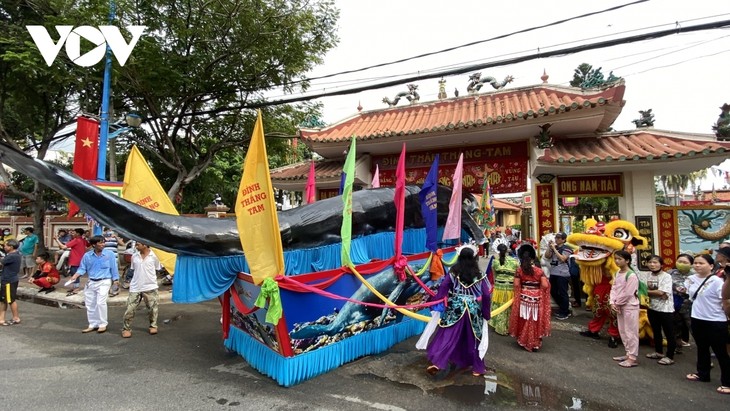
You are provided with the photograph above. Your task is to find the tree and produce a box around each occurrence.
[658,174,690,205]
[688,169,708,199]
[561,196,618,221]
[0,0,105,251]
[569,63,593,87]
[113,0,338,204]
[1,0,338,219]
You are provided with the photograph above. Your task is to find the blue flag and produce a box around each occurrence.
[418,155,439,252]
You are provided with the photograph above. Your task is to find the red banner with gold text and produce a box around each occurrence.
[657,208,678,269]
[535,184,556,246]
[371,141,528,194]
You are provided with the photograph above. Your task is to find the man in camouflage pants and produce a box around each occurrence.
[121,242,161,338]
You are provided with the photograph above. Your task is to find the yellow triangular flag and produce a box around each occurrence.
[235,110,285,285]
[122,145,178,275]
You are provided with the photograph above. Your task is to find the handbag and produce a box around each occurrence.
[690,275,713,302]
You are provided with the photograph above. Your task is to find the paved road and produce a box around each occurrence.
[1,297,728,410]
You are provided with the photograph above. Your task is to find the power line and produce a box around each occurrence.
[168,18,730,118]
[294,13,730,93]
[280,0,650,88]
[610,34,730,71]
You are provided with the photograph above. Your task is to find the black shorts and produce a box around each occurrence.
[0,281,19,304]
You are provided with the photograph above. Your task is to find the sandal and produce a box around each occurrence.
[657,357,674,365]
[612,355,628,362]
[0,321,11,326]
[618,360,638,368]
[646,352,663,359]
[686,373,709,382]
[426,365,439,376]
[718,386,730,395]
[10,319,20,325]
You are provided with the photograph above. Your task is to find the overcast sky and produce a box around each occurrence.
[285,0,730,188]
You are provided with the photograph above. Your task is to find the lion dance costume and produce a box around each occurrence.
[567,219,648,346]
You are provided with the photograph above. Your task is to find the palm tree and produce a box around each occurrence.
[659,174,690,205]
[688,169,708,199]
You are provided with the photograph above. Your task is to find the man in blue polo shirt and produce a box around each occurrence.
[69,235,120,333]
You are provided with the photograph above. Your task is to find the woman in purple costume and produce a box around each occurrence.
[426,245,492,376]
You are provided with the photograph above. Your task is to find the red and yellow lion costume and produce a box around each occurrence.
[567,219,652,340]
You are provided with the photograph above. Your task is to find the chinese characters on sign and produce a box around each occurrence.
[657,209,678,269]
[371,141,528,194]
[634,216,655,271]
[535,184,556,246]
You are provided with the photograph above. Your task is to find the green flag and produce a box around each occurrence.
[340,136,357,267]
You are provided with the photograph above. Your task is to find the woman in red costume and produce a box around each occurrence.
[509,243,551,352]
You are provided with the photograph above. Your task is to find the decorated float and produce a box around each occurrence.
[0,112,496,386]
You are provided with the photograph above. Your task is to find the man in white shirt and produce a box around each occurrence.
[121,242,161,338]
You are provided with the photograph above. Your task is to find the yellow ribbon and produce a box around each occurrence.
[349,263,513,323]
[490,298,513,317]
[349,264,432,322]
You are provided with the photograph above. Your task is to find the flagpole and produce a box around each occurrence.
[97,0,116,181]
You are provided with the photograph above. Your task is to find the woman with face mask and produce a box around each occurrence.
[670,253,694,352]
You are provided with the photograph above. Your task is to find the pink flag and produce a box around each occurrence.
[394,144,406,280]
[372,164,380,188]
[442,153,464,241]
[305,160,316,204]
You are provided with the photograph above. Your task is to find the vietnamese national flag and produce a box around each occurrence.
[305,160,316,204]
[68,117,100,217]
[442,153,464,241]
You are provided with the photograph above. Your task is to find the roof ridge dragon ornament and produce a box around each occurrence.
[382,83,420,107]
[466,72,513,95]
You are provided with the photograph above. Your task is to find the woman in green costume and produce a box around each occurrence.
[489,243,518,335]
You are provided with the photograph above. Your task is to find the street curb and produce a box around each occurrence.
[17,282,174,308]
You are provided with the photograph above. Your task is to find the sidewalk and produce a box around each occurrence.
[16,275,174,308]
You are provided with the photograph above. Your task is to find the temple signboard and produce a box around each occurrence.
[557,174,623,197]
[372,141,528,194]
[535,183,556,246]
[635,215,655,271]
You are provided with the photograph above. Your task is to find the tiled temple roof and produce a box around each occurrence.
[300,83,625,143]
[270,159,343,182]
[538,131,730,164]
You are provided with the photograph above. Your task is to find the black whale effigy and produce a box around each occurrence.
[0,142,485,254]
[0,142,489,387]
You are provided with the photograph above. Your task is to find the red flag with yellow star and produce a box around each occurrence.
[68,116,99,217]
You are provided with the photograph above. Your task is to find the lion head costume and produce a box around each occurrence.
[566,218,648,307]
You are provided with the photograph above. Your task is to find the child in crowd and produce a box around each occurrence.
[644,255,676,365]
[670,253,694,352]
[29,252,60,294]
[610,250,640,368]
